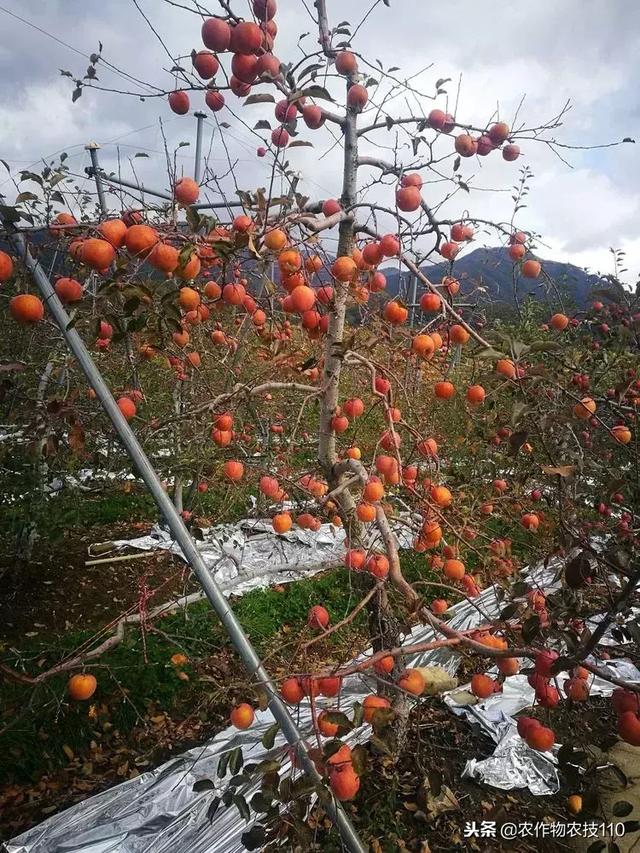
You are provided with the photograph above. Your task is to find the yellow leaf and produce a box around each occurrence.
[62,744,75,761]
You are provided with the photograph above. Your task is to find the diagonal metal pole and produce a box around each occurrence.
[5,224,366,853]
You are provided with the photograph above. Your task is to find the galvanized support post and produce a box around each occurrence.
[85,143,108,217]
[193,111,206,184]
[84,168,244,211]
[409,274,418,327]
[5,223,366,853]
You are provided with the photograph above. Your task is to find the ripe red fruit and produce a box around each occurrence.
[174,177,200,205]
[439,241,460,260]
[427,108,447,131]
[488,122,510,145]
[362,242,383,266]
[380,233,400,256]
[536,683,560,708]
[192,51,219,79]
[401,172,423,190]
[281,677,304,704]
[0,250,13,282]
[231,53,259,84]
[618,711,640,746]
[230,21,263,54]
[522,259,541,278]
[10,294,45,325]
[275,99,297,122]
[476,134,494,156]
[229,76,251,97]
[307,605,330,630]
[503,143,520,161]
[117,396,136,420]
[612,688,640,716]
[271,127,289,148]
[230,703,255,729]
[330,766,360,801]
[347,84,368,111]
[517,716,540,738]
[201,18,231,51]
[168,90,190,115]
[205,89,225,112]
[396,186,421,212]
[455,134,477,157]
[252,0,277,21]
[256,53,281,79]
[302,105,324,129]
[322,198,342,217]
[54,277,83,303]
[471,674,495,698]
[525,725,555,752]
[534,650,559,677]
[335,50,358,75]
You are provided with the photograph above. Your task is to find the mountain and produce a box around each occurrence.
[381,246,606,310]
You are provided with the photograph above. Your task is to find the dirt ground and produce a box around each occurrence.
[0,521,195,644]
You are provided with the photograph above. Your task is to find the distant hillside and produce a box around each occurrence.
[382,246,606,310]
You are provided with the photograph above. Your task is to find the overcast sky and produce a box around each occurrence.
[0,0,638,281]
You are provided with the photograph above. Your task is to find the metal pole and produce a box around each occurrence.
[5,224,366,853]
[87,168,287,211]
[85,143,108,217]
[409,274,418,327]
[193,111,206,184]
[89,170,174,202]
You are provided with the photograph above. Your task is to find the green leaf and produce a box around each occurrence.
[193,778,216,792]
[250,792,273,813]
[261,722,279,749]
[511,401,528,427]
[299,85,334,103]
[244,93,276,105]
[232,793,250,822]
[350,744,368,775]
[371,707,395,732]
[511,339,530,359]
[522,614,540,642]
[206,797,220,821]
[529,340,562,353]
[288,140,313,148]
[217,750,231,778]
[241,825,266,850]
[15,192,38,203]
[508,430,528,455]
[613,801,633,817]
[228,746,244,775]
[477,347,504,360]
[322,711,353,732]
